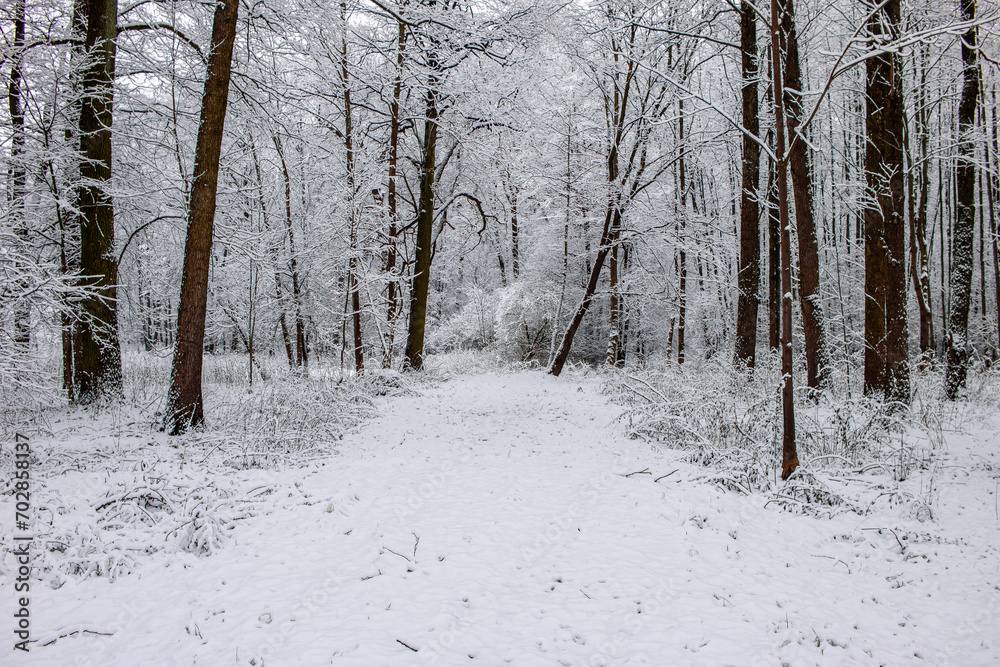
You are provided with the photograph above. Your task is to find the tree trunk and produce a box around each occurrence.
[734,1,761,371]
[509,181,520,280]
[767,152,781,352]
[607,231,621,366]
[945,0,980,398]
[274,135,308,370]
[990,87,1000,355]
[912,56,935,361]
[781,0,829,390]
[8,0,30,349]
[403,58,439,370]
[383,20,405,369]
[164,0,239,432]
[863,0,909,400]
[770,0,798,479]
[341,3,363,374]
[549,207,618,376]
[76,0,122,401]
[677,100,687,366]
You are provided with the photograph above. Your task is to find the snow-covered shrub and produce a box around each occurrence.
[426,286,497,353]
[173,486,234,556]
[494,280,560,362]
[608,357,938,513]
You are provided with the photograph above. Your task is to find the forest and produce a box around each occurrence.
[2,0,1000,663]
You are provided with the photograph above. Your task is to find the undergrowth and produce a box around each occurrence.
[0,351,412,586]
[606,357,998,518]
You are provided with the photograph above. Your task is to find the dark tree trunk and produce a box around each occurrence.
[863,0,909,400]
[403,60,439,370]
[341,5,363,374]
[607,231,621,366]
[274,135,307,370]
[945,0,980,398]
[549,207,618,376]
[911,58,935,361]
[8,0,30,349]
[76,0,122,401]
[767,154,781,352]
[734,1,761,371]
[383,20,406,369]
[677,100,687,366]
[770,0,798,479]
[509,182,520,280]
[781,0,829,390]
[990,87,1000,355]
[164,0,239,432]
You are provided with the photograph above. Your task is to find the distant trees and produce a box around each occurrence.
[4,0,1000,456]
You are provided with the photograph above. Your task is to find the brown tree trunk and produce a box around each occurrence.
[770,0,798,479]
[165,0,239,432]
[734,1,761,371]
[549,207,619,376]
[945,0,980,399]
[76,0,122,402]
[767,152,781,352]
[403,56,439,370]
[863,0,909,401]
[781,0,829,390]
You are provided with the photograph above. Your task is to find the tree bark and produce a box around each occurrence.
[341,2,363,374]
[770,0,798,479]
[734,0,760,371]
[383,20,406,368]
[76,0,122,401]
[403,52,439,370]
[677,99,687,366]
[781,0,829,390]
[8,0,30,349]
[767,151,781,352]
[274,134,307,370]
[945,0,980,399]
[862,0,909,400]
[165,0,240,432]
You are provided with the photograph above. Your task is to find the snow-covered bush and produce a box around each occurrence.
[607,357,941,514]
[494,280,560,362]
[426,286,497,353]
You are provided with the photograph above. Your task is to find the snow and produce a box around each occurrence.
[4,370,1000,666]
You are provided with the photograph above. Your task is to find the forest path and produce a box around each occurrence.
[23,371,1000,666]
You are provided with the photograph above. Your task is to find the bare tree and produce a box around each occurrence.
[769,0,798,479]
[780,0,829,390]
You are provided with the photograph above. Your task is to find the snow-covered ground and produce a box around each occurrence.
[4,370,1000,666]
